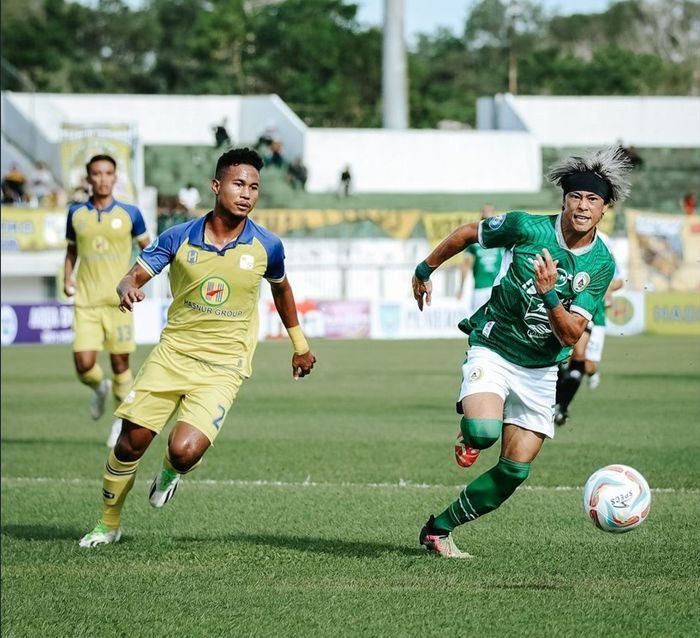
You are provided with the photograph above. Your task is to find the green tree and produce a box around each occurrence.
[244,0,382,126]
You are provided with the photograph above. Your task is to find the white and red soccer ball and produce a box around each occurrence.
[583,464,651,533]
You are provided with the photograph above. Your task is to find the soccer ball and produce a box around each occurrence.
[583,464,651,533]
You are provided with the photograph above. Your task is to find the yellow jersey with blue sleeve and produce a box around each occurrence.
[66,199,148,307]
[137,212,285,377]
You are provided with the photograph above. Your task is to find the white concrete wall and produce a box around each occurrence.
[304,129,542,193]
[479,94,700,148]
[4,92,243,145]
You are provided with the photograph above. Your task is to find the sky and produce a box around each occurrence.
[349,0,613,45]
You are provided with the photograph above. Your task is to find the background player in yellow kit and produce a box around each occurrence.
[79,147,316,547]
[64,154,150,447]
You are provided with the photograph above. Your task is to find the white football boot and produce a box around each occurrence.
[79,521,122,548]
[587,372,601,390]
[89,379,112,420]
[106,419,122,448]
[149,466,181,508]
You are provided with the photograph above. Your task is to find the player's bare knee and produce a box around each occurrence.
[74,352,97,375]
[114,421,153,461]
[110,353,130,374]
[114,438,145,463]
[167,440,204,472]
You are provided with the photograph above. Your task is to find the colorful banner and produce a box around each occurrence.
[605,291,645,336]
[260,299,371,340]
[370,298,467,339]
[60,123,136,202]
[251,209,422,240]
[644,292,700,335]
[1,207,67,251]
[1,303,74,345]
[627,210,700,292]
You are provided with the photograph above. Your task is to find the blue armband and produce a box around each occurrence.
[415,260,436,281]
[542,289,561,310]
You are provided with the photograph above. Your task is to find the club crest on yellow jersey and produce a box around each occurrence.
[199,277,230,306]
[93,236,109,252]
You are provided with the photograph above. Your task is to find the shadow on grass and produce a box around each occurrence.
[2,524,85,541]
[176,531,423,558]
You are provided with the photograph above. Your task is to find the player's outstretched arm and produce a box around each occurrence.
[269,277,316,380]
[533,248,588,346]
[117,262,152,313]
[412,222,480,310]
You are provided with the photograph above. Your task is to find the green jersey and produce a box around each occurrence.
[591,298,607,327]
[465,243,504,289]
[463,212,615,368]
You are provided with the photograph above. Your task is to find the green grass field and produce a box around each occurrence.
[2,336,699,637]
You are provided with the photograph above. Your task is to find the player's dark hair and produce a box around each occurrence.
[86,154,117,174]
[215,147,264,178]
[547,146,632,204]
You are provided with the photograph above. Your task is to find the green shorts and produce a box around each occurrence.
[115,342,244,444]
[72,305,135,354]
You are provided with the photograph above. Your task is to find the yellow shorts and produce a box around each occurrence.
[115,343,244,444]
[72,305,135,354]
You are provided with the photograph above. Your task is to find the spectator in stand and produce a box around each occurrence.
[338,165,352,197]
[29,161,54,207]
[2,183,19,205]
[256,125,277,150]
[212,118,232,149]
[2,165,27,203]
[286,157,308,191]
[265,140,286,169]
[178,183,201,215]
[681,190,696,216]
[157,196,190,234]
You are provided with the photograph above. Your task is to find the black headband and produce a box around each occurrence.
[561,171,612,203]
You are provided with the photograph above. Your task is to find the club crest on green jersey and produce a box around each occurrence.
[573,272,591,293]
[488,214,506,230]
[187,249,198,264]
[200,277,230,306]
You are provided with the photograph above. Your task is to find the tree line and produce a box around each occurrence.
[2,0,698,128]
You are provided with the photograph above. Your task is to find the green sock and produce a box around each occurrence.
[433,457,531,533]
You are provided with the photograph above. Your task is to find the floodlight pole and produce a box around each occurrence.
[382,0,409,129]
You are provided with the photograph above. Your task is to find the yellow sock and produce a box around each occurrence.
[112,369,134,408]
[78,364,104,391]
[101,449,139,529]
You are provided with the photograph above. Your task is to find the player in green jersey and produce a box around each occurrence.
[64,155,150,448]
[411,146,632,558]
[456,204,505,312]
[79,148,316,547]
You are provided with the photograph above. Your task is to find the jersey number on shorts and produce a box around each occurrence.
[212,404,226,430]
[116,325,132,342]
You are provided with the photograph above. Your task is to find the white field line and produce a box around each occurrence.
[1,476,696,494]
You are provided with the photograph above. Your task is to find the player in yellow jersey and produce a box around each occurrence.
[64,155,150,448]
[79,147,316,547]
